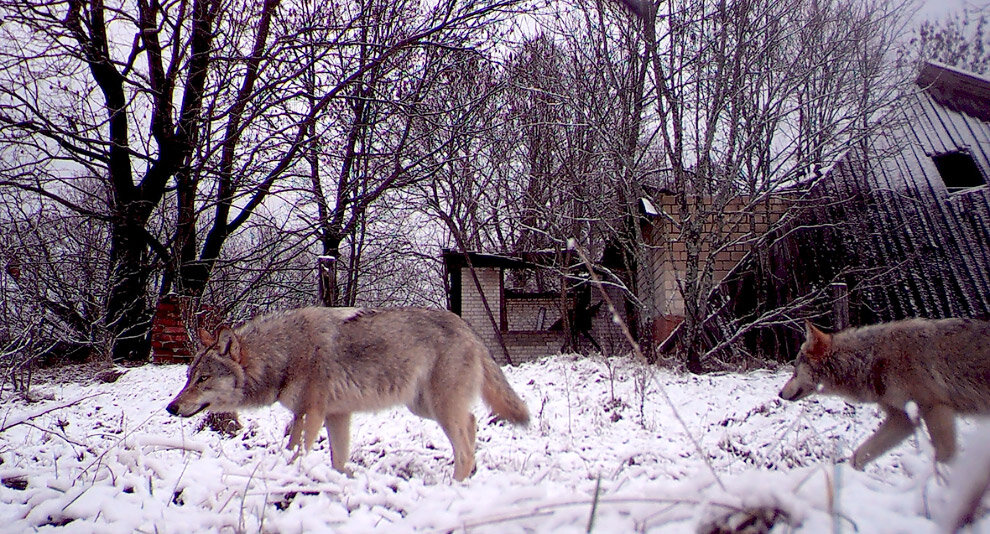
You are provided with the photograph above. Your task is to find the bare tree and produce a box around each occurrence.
[494,28,643,260]
[413,47,514,248]
[903,3,990,75]
[0,0,525,362]
[0,0,295,360]
[1,184,108,394]
[409,6,654,354]
[603,0,916,370]
[269,0,525,307]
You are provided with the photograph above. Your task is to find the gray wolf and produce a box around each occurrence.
[166,307,530,481]
[779,318,990,469]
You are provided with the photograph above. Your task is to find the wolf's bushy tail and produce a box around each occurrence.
[481,355,530,425]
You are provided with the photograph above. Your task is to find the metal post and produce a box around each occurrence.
[832,282,849,330]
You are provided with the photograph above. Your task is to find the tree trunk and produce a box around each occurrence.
[320,233,344,307]
[318,256,338,307]
[106,213,153,362]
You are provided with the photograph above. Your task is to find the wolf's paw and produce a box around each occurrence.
[288,447,308,464]
[849,452,867,471]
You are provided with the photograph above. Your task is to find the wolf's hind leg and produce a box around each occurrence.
[324,413,353,475]
[287,414,309,463]
[852,407,915,470]
[286,414,303,452]
[437,407,477,481]
[920,404,957,464]
[468,412,477,449]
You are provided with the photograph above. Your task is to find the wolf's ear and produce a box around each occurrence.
[803,320,832,362]
[198,328,216,348]
[216,327,244,365]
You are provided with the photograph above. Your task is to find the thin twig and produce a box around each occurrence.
[239,458,266,533]
[586,475,602,533]
[442,495,743,533]
[18,421,90,450]
[570,239,727,492]
[0,393,102,433]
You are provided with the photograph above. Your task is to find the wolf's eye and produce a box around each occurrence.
[197,375,210,384]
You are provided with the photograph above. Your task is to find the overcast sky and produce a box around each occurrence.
[918,0,987,20]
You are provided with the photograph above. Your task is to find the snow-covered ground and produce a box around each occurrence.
[1,354,986,533]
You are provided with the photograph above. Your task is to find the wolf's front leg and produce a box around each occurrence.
[852,407,915,470]
[286,411,325,462]
[920,404,957,464]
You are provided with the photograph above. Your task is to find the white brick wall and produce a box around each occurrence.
[505,298,561,331]
[460,267,501,349]
[458,266,563,364]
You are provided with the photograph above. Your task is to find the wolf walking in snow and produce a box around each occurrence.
[166,306,530,481]
[778,318,990,469]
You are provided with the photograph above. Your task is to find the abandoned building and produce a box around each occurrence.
[636,193,793,350]
[150,294,221,363]
[441,250,632,364]
[153,64,987,368]
[673,61,990,363]
[446,61,990,366]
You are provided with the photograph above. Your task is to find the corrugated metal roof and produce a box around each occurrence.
[917,62,990,122]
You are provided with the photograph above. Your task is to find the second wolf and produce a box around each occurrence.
[779,318,990,469]
[166,307,530,481]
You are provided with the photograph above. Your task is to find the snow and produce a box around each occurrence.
[1,354,987,533]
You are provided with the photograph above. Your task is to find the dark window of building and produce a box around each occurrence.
[501,267,565,333]
[932,150,987,192]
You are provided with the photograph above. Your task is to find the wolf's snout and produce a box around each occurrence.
[778,380,800,401]
[779,379,811,402]
[166,398,209,417]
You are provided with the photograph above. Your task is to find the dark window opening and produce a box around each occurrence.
[504,267,560,295]
[501,267,568,333]
[932,150,987,192]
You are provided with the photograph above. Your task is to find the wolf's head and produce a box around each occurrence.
[166,327,248,417]
[778,321,833,402]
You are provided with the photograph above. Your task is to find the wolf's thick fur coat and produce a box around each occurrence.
[779,318,990,469]
[167,307,529,481]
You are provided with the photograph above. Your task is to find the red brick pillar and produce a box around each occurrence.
[151,295,220,363]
